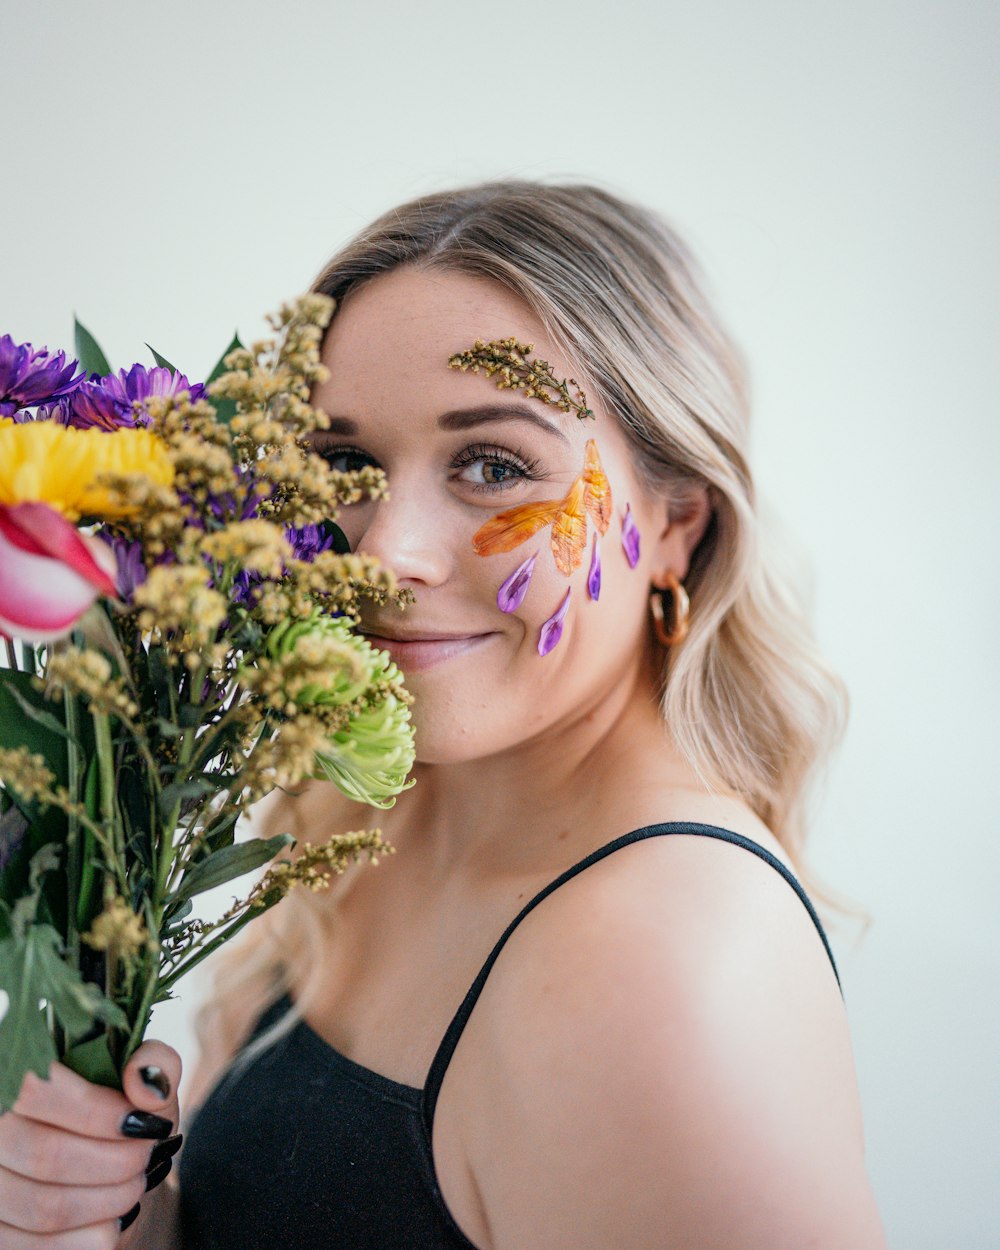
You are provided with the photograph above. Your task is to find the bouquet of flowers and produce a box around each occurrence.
[0,296,416,1110]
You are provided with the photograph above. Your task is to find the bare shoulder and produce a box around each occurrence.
[459,822,886,1250]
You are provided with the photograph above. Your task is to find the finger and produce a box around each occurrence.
[0,1216,122,1250]
[121,1040,182,1122]
[0,1165,145,1236]
[0,1113,152,1186]
[10,1065,172,1143]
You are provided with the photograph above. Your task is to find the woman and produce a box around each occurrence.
[0,182,886,1249]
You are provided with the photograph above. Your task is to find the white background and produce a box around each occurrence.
[4,2,998,1245]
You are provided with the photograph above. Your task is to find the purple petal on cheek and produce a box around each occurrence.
[497,550,538,613]
[537,587,572,657]
[620,504,641,569]
[587,534,601,601]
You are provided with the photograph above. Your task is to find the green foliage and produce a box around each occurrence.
[145,344,179,372]
[171,833,293,903]
[205,332,243,424]
[73,316,112,376]
[0,846,126,1111]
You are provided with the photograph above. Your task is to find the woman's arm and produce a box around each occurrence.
[459,833,886,1250]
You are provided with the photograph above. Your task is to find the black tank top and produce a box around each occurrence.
[178,823,841,1250]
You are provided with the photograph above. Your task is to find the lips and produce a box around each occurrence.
[361,628,496,672]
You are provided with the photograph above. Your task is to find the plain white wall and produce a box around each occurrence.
[4,2,998,1245]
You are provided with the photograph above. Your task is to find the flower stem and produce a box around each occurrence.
[64,693,82,972]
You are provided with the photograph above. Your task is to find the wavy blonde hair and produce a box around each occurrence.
[191,181,849,1089]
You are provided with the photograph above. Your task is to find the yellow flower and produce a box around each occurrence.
[0,421,174,520]
[81,895,149,960]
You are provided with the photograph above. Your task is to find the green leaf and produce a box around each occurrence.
[162,897,193,930]
[0,671,69,788]
[0,924,127,1111]
[206,332,243,384]
[321,519,351,555]
[75,758,102,931]
[158,883,284,991]
[145,344,179,372]
[9,843,61,937]
[203,807,239,854]
[61,1032,121,1089]
[3,682,80,745]
[205,332,243,426]
[158,777,216,819]
[178,703,205,730]
[73,316,112,377]
[171,833,292,903]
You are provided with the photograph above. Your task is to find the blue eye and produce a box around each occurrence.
[318,446,379,473]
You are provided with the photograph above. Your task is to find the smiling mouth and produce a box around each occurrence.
[361,630,496,672]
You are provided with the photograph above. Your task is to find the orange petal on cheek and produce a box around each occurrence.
[472,499,563,557]
[582,439,612,534]
[551,477,588,576]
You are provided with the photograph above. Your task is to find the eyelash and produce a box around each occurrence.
[316,442,546,494]
[449,442,545,493]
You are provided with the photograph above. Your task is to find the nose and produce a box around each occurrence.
[352,474,453,588]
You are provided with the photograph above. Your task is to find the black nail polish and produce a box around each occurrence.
[145,1157,173,1193]
[121,1110,173,1139]
[147,1133,183,1171]
[139,1065,171,1099]
[119,1201,141,1231]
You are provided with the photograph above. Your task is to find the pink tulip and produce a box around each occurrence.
[0,501,118,643]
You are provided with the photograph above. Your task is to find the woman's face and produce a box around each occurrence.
[310,266,682,765]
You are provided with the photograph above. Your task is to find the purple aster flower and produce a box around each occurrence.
[620,504,641,569]
[497,551,537,613]
[231,570,256,606]
[0,335,85,418]
[102,535,148,599]
[120,363,206,406]
[67,374,140,430]
[538,587,572,657]
[66,364,205,430]
[286,522,335,563]
[587,535,601,601]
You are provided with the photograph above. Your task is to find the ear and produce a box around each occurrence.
[648,483,712,585]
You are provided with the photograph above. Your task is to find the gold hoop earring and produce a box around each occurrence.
[649,572,690,646]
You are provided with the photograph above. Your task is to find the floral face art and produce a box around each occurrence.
[451,339,642,656]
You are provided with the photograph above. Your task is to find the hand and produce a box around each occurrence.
[0,1039,183,1248]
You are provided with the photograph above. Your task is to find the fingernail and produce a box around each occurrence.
[147,1133,183,1172]
[139,1065,171,1100]
[121,1110,173,1139]
[119,1201,141,1231]
[145,1157,173,1193]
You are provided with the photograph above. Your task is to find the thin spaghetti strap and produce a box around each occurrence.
[421,821,841,1139]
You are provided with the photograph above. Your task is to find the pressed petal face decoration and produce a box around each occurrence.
[538,587,572,657]
[587,534,601,601]
[473,438,612,567]
[471,435,640,654]
[620,503,641,569]
[496,551,537,614]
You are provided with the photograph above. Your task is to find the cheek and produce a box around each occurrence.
[489,523,647,667]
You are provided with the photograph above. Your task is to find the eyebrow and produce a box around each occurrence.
[321,402,571,445]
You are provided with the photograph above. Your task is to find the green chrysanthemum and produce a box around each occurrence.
[266,613,415,809]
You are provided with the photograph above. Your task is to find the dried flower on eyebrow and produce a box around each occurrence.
[447,337,594,420]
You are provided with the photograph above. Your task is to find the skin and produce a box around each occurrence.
[0,1043,182,1249]
[0,265,886,1249]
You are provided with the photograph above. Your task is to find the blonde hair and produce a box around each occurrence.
[192,181,849,1082]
